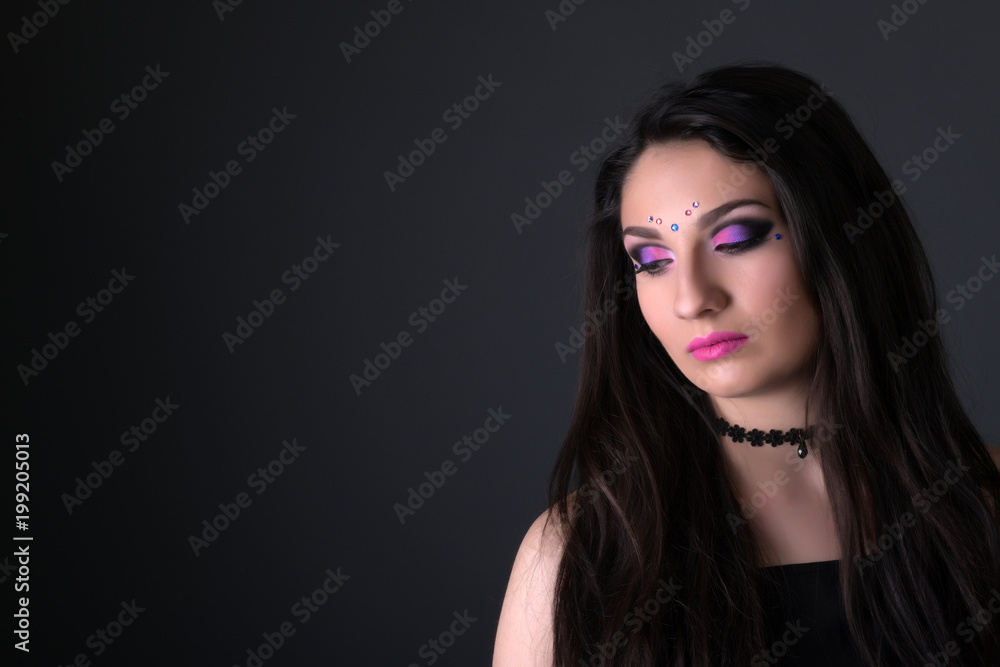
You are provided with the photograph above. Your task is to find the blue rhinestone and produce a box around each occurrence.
[670,223,678,231]
[775,233,781,239]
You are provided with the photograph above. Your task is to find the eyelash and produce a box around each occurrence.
[632,229,772,276]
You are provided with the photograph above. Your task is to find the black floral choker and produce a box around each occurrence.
[713,416,814,459]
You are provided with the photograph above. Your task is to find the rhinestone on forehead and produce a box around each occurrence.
[645,204,785,241]
[648,202,701,231]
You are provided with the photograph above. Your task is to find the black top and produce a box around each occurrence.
[756,559,867,666]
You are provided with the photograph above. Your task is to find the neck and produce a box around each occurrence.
[708,389,825,491]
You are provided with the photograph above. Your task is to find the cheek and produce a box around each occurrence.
[741,252,802,316]
[637,289,679,350]
[745,255,816,345]
[781,293,820,346]
[636,290,659,330]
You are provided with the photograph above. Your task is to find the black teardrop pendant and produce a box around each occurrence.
[713,416,812,459]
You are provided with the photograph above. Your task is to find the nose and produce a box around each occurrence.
[671,252,727,320]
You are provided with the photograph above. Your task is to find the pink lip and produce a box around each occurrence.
[687,331,748,361]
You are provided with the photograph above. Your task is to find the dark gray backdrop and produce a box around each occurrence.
[6,0,1000,665]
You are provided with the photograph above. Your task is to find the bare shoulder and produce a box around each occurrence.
[988,445,1000,472]
[492,494,576,667]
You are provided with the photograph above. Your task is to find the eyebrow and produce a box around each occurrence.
[620,198,772,241]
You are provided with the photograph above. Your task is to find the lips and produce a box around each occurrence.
[690,337,748,361]
[687,331,748,352]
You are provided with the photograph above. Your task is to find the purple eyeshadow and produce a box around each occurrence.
[637,246,672,264]
[713,224,754,246]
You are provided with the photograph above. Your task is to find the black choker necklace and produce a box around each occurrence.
[712,416,814,459]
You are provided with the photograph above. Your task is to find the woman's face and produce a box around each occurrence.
[619,140,820,399]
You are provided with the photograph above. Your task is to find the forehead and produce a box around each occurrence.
[620,140,776,223]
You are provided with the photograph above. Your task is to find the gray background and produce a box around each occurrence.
[6,0,999,664]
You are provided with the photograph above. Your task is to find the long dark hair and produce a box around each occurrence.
[545,61,1000,666]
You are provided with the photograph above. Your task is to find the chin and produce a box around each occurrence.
[679,356,776,398]
[695,378,757,400]
[679,365,744,395]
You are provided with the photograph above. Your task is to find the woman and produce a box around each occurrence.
[493,62,1000,666]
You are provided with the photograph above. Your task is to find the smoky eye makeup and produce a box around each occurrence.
[625,218,776,272]
[635,246,673,264]
[711,219,773,248]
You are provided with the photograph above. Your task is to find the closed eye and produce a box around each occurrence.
[712,221,770,248]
